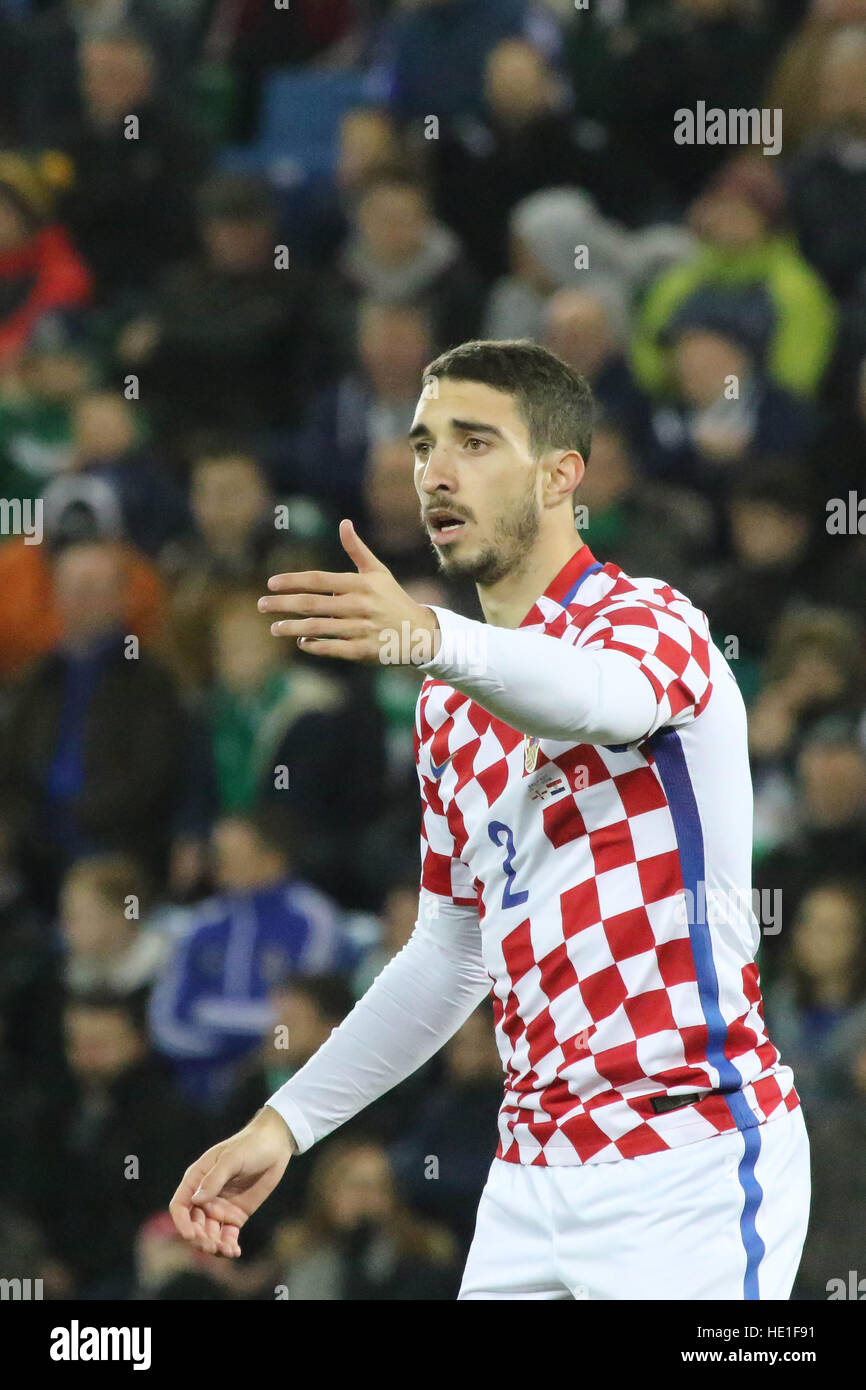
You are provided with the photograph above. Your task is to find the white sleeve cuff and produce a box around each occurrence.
[265,1096,316,1156]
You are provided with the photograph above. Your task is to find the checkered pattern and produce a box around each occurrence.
[414,546,798,1166]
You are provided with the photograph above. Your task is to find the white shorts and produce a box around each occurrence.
[459,1105,811,1300]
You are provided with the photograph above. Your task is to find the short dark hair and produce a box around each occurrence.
[196,172,276,224]
[730,457,815,515]
[274,973,355,1024]
[423,339,594,463]
[223,808,299,860]
[62,853,151,918]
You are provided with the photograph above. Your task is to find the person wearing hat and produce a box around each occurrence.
[483,186,634,343]
[0,481,168,684]
[632,153,838,399]
[0,153,91,373]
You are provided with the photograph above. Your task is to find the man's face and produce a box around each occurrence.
[81,40,153,123]
[358,186,428,266]
[484,40,549,126]
[64,1007,143,1083]
[358,307,430,397]
[267,989,333,1067]
[74,393,136,462]
[792,888,861,979]
[673,330,750,408]
[54,543,128,644]
[410,378,546,585]
[337,111,397,192]
[213,819,285,891]
[730,499,809,569]
[325,1147,394,1231]
[214,603,279,694]
[690,193,767,250]
[61,879,127,958]
[819,47,866,130]
[365,440,419,537]
[799,745,866,826]
[544,290,614,379]
[202,216,273,273]
[191,455,269,548]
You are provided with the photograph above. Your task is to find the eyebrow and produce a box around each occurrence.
[408,418,506,443]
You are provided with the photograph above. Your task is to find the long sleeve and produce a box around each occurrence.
[418,606,662,746]
[266,895,489,1153]
[148,925,225,1061]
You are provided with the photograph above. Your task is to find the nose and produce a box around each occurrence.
[416,446,457,498]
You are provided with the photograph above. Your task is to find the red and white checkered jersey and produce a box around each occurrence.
[415,543,798,1166]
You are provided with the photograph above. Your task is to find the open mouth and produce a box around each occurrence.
[425,508,469,544]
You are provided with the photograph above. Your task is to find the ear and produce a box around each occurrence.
[543,449,585,509]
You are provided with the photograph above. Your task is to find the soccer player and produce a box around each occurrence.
[170,340,809,1300]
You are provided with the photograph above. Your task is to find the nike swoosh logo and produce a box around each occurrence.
[431,755,452,778]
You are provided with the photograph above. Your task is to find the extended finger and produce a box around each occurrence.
[270,617,369,640]
[295,638,371,662]
[267,570,363,595]
[258,592,364,618]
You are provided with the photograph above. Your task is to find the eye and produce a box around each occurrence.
[413,442,431,461]
[466,437,486,452]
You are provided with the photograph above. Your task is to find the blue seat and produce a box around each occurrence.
[256,68,367,183]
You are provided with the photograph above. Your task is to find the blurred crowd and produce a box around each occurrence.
[0,0,864,1301]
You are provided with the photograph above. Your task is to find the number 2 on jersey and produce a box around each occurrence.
[488,821,529,909]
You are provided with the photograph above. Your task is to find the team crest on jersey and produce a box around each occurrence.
[523,735,540,775]
[527,768,568,802]
[525,767,572,811]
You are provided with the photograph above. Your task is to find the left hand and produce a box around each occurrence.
[258,519,440,665]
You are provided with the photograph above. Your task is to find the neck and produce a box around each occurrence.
[477,527,584,629]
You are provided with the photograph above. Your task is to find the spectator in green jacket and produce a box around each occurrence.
[632,153,837,399]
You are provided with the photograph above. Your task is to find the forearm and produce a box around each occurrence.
[420,607,659,745]
[266,901,490,1152]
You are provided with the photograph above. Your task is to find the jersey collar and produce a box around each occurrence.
[519,543,603,628]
